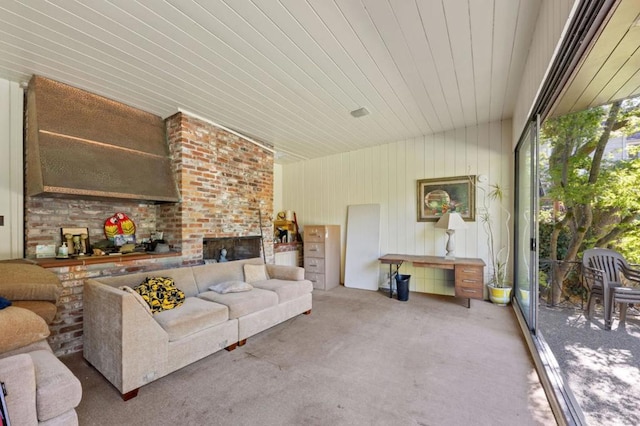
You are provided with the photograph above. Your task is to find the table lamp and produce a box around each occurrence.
[435,212,466,259]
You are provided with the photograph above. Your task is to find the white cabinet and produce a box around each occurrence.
[304,225,340,290]
[275,250,298,266]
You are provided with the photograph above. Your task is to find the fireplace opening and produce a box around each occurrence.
[203,236,263,262]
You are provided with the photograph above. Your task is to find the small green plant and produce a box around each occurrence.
[476,180,511,288]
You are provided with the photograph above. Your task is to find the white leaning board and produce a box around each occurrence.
[344,204,381,291]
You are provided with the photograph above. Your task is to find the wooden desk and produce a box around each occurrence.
[379,254,485,308]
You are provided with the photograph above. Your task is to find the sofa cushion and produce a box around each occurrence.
[154,297,229,342]
[0,306,50,353]
[10,300,58,324]
[134,277,185,314]
[191,258,264,293]
[251,279,314,303]
[244,264,269,283]
[0,263,61,302]
[29,349,82,422]
[209,280,253,294]
[95,267,200,297]
[198,288,278,319]
[266,264,305,281]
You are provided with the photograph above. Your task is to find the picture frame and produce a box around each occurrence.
[417,175,475,222]
[60,227,91,255]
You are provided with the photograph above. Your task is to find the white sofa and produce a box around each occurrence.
[83,258,313,400]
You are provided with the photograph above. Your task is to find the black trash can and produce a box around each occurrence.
[395,274,411,301]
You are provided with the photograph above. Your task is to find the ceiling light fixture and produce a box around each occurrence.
[350,107,370,118]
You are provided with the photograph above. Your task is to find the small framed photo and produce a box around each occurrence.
[114,234,135,246]
[417,175,475,222]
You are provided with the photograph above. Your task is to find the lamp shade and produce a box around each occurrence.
[435,212,466,230]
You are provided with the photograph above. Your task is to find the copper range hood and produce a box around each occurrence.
[26,76,180,203]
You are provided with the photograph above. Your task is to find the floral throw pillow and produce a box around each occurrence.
[134,277,185,314]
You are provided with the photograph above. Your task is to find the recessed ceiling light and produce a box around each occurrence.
[350,107,370,118]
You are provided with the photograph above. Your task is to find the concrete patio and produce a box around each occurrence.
[539,304,640,425]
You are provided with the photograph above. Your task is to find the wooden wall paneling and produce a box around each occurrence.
[414,137,427,292]
[323,156,331,224]
[310,158,323,224]
[386,142,398,254]
[453,127,468,258]
[378,144,390,263]
[363,147,373,204]
[466,124,480,259]
[413,136,425,259]
[476,121,491,267]
[423,127,437,296]
[0,79,24,260]
[397,139,408,257]
[424,133,436,258]
[282,120,513,297]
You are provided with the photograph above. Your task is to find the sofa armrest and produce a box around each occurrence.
[0,353,38,425]
[83,279,169,395]
[266,264,305,281]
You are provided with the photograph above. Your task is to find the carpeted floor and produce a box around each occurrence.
[62,286,556,425]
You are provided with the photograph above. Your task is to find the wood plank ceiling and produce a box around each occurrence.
[0,0,542,163]
[550,0,640,117]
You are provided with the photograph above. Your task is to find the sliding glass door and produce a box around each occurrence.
[514,119,539,330]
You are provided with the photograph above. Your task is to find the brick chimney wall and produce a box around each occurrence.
[25,112,275,262]
[160,112,274,264]
[23,110,275,356]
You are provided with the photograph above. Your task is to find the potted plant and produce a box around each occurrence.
[476,180,512,305]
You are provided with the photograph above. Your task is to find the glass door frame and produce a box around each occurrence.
[514,117,539,331]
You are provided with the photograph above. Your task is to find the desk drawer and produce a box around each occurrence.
[455,264,483,300]
[304,258,325,273]
[455,265,483,280]
[455,283,483,299]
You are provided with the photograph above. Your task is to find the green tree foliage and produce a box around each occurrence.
[540,98,640,302]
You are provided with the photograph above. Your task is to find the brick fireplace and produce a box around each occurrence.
[24,110,275,355]
[25,112,275,262]
[160,112,274,264]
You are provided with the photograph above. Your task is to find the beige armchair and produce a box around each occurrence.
[0,263,81,425]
